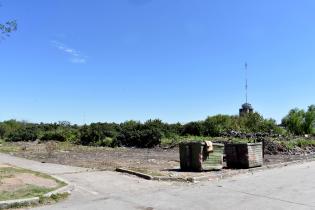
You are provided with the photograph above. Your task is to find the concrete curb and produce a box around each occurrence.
[0,197,40,210]
[44,175,74,197]
[116,157,315,183]
[116,168,153,180]
[0,175,73,210]
[152,176,188,182]
[116,168,192,182]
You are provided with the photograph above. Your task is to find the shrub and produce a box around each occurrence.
[282,106,315,135]
[239,112,265,133]
[7,127,38,142]
[166,123,183,137]
[115,128,162,148]
[0,125,5,139]
[304,105,315,134]
[61,129,79,143]
[115,129,140,147]
[139,129,162,148]
[203,115,237,136]
[40,132,66,142]
[259,118,284,134]
[78,123,119,146]
[282,108,305,135]
[96,137,115,147]
[78,125,98,146]
[181,122,203,136]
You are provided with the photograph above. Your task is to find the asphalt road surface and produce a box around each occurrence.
[1,153,315,210]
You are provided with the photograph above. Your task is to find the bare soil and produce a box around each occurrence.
[4,141,315,179]
[0,165,58,193]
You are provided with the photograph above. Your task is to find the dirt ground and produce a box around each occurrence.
[3,141,315,179]
[0,164,59,196]
[0,173,58,192]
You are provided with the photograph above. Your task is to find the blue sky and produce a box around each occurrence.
[1,0,315,124]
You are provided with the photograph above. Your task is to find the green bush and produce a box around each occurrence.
[181,122,203,136]
[115,127,162,148]
[0,125,5,139]
[7,127,38,142]
[59,129,79,143]
[96,137,115,147]
[282,105,315,135]
[40,132,66,142]
[202,115,237,136]
[78,125,98,146]
[78,123,119,146]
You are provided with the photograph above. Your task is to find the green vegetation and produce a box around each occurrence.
[39,192,70,204]
[0,139,21,153]
[281,138,315,150]
[0,185,55,201]
[282,105,315,135]
[0,105,314,148]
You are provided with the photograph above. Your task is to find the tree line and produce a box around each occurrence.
[0,105,314,148]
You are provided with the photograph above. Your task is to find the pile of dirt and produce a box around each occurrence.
[263,139,287,155]
[263,138,315,155]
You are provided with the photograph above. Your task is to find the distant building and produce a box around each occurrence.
[239,103,254,117]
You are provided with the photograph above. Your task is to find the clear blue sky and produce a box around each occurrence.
[1,0,315,124]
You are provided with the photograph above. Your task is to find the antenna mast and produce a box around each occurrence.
[245,62,248,104]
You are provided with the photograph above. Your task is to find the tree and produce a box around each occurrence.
[282,108,305,135]
[203,115,236,136]
[0,4,17,39]
[282,105,315,135]
[181,122,203,136]
[0,124,5,139]
[115,122,162,148]
[304,105,315,134]
[240,112,264,133]
[0,20,17,38]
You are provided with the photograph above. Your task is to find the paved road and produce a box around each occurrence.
[1,153,315,210]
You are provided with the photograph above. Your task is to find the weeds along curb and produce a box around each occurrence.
[116,157,315,183]
[0,176,73,210]
[44,175,74,197]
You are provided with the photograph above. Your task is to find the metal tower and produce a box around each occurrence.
[245,62,248,104]
[239,62,254,116]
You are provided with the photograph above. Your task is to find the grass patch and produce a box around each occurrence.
[39,192,70,205]
[0,166,66,202]
[0,185,54,201]
[281,138,315,150]
[0,139,21,153]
